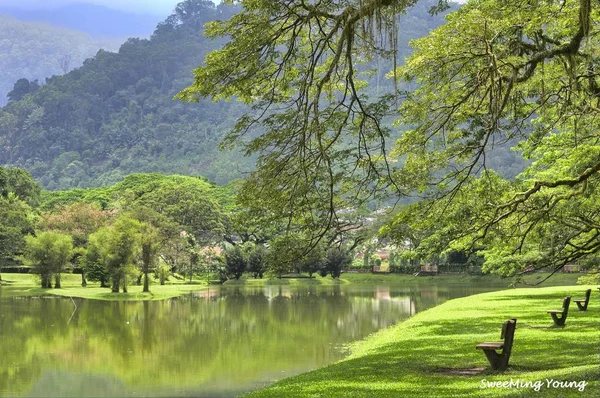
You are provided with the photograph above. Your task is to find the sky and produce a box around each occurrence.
[1,0,466,16]
[0,0,184,16]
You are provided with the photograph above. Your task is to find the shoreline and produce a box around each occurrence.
[0,272,584,301]
[243,285,599,397]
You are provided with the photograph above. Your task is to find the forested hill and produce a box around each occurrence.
[0,0,453,190]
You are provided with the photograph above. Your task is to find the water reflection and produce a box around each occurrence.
[0,283,501,397]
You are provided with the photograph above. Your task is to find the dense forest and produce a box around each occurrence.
[185,0,599,280]
[0,165,360,289]
[0,15,120,106]
[0,0,470,190]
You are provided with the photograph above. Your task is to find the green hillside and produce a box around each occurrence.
[0,0,454,190]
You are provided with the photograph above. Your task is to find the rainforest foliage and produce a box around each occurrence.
[0,1,247,189]
[0,166,355,288]
[3,0,599,281]
[0,0,468,191]
[182,0,600,279]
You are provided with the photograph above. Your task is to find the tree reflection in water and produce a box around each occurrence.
[0,283,500,397]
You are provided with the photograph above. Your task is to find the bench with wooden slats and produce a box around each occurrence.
[547,296,571,326]
[476,342,503,350]
[574,289,591,311]
[476,318,517,371]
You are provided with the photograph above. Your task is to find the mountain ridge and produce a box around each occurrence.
[0,14,122,106]
[0,0,472,190]
[0,2,162,38]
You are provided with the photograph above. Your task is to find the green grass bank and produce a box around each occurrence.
[0,273,208,301]
[0,272,584,301]
[244,285,599,398]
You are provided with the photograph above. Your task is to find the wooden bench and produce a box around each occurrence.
[547,296,571,326]
[574,289,591,311]
[476,318,517,371]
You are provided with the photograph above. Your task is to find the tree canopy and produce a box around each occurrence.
[0,1,453,190]
[181,0,600,279]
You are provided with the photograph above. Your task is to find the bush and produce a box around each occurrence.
[389,263,419,274]
[156,262,170,285]
[224,245,247,280]
[324,248,352,278]
[347,258,370,271]
[300,251,324,278]
[247,245,267,279]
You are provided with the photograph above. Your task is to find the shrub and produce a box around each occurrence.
[325,248,352,278]
[224,245,247,280]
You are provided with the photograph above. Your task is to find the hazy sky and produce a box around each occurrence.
[3,0,467,16]
[0,0,184,16]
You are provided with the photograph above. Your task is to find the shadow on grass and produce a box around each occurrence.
[434,367,485,376]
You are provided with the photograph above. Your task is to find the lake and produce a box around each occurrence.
[0,281,509,397]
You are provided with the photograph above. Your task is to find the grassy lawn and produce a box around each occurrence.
[340,272,582,286]
[223,272,583,287]
[0,271,586,301]
[0,273,208,301]
[244,285,599,397]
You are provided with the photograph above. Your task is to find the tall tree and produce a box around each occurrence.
[181,0,600,279]
[223,245,247,280]
[89,216,143,293]
[0,166,41,206]
[24,231,73,288]
[7,79,39,103]
[139,223,161,292]
[39,202,113,286]
[0,194,34,282]
[178,0,450,249]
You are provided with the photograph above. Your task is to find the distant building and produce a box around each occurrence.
[562,264,580,273]
[420,264,438,274]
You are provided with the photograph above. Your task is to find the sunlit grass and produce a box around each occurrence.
[245,285,599,397]
[340,272,582,286]
[0,271,587,302]
[0,273,207,300]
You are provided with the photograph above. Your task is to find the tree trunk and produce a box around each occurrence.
[100,277,109,288]
[143,272,149,292]
[111,278,120,293]
[42,274,51,288]
[81,270,87,287]
[136,273,143,286]
[54,273,61,289]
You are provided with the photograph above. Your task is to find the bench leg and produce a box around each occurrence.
[575,302,588,311]
[550,313,566,326]
[482,350,508,371]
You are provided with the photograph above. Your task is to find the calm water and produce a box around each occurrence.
[0,282,507,397]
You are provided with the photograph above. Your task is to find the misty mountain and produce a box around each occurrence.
[0,3,162,38]
[0,1,247,189]
[0,15,122,106]
[0,0,479,191]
